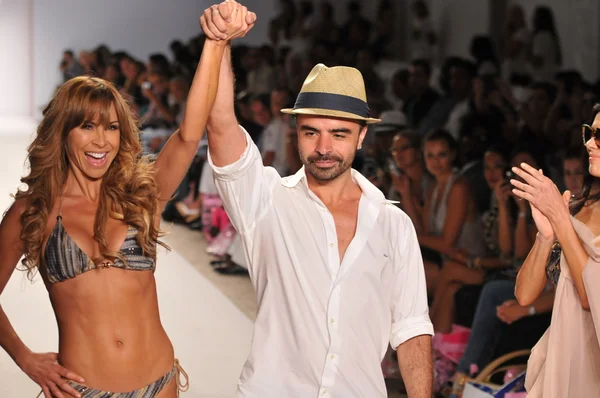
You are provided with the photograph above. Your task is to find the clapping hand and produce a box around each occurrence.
[510,163,571,241]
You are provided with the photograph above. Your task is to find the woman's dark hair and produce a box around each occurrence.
[484,143,511,164]
[469,35,498,65]
[533,6,562,65]
[394,130,422,150]
[423,128,458,153]
[250,93,272,115]
[571,103,600,215]
[509,142,546,172]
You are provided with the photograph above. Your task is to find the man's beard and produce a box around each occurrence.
[300,151,355,182]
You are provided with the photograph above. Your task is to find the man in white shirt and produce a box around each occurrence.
[202,3,433,397]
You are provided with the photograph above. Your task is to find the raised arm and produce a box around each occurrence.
[153,1,255,209]
[203,2,256,167]
[515,234,553,305]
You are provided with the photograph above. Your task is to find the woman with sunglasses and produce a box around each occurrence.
[510,104,600,396]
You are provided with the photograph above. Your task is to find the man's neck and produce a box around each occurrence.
[307,170,361,206]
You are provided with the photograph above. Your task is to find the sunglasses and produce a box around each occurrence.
[582,124,600,145]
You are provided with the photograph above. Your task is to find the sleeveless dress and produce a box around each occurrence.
[525,216,600,396]
[428,173,486,257]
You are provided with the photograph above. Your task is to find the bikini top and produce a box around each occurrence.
[44,215,156,284]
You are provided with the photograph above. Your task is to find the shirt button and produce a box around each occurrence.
[330,318,335,324]
[321,389,328,395]
[330,354,335,360]
[329,243,334,248]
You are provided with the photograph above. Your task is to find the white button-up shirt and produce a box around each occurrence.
[208,128,433,397]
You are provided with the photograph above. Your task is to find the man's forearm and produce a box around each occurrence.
[396,335,433,398]
[208,44,237,131]
[207,43,247,166]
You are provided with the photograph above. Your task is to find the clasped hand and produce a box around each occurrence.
[200,0,257,42]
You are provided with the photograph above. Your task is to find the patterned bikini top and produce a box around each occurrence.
[44,215,156,284]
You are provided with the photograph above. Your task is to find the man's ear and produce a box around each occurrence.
[357,125,368,150]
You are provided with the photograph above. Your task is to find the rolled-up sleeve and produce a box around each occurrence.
[207,126,275,235]
[390,214,434,349]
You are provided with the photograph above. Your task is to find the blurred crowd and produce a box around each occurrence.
[57,1,598,396]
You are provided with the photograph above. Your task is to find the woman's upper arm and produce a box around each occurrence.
[0,201,26,294]
[153,130,201,210]
[441,181,470,246]
[421,186,434,234]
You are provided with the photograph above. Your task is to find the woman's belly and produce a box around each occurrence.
[48,268,174,392]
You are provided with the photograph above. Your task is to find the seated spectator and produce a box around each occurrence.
[371,0,395,60]
[169,75,191,125]
[246,47,275,95]
[141,71,175,129]
[456,114,495,215]
[310,1,339,48]
[119,56,148,112]
[60,50,84,82]
[390,68,411,110]
[415,130,485,295]
[104,61,125,89]
[561,146,587,194]
[355,48,385,100]
[544,71,584,148]
[235,91,264,144]
[469,35,500,77]
[361,111,406,192]
[501,4,531,87]
[530,6,562,83]
[403,59,440,130]
[410,0,437,62]
[450,147,584,393]
[420,57,475,137]
[429,145,537,333]
[268,0,298,52]
[388,130,434,227]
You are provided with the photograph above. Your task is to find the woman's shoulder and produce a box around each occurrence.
[451,176,471,192]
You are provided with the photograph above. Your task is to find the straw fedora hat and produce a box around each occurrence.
[281,64,381,124]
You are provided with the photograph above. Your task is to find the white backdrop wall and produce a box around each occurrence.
[0,0,33,118]
[431,0,492,60]
[32,0,277,119]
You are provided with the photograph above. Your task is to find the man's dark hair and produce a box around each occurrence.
[411,59,432,77]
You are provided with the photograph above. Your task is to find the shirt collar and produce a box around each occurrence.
[281,167,397,205]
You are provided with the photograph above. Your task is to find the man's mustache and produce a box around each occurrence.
[307,155,342,163]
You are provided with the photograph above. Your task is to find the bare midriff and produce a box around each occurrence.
[47,267,174,392]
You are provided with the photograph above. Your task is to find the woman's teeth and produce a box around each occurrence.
[86,152,107,159]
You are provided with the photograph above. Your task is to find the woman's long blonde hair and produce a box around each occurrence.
[16,76,166,279]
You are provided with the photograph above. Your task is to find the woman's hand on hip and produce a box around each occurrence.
[21,352,84,398]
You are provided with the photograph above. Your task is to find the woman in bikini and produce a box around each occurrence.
[0,3,255,397]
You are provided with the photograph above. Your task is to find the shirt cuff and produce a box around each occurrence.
[390,315,434,349]
[207,126,259,182]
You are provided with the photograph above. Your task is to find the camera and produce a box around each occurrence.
[505,170,517,181]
